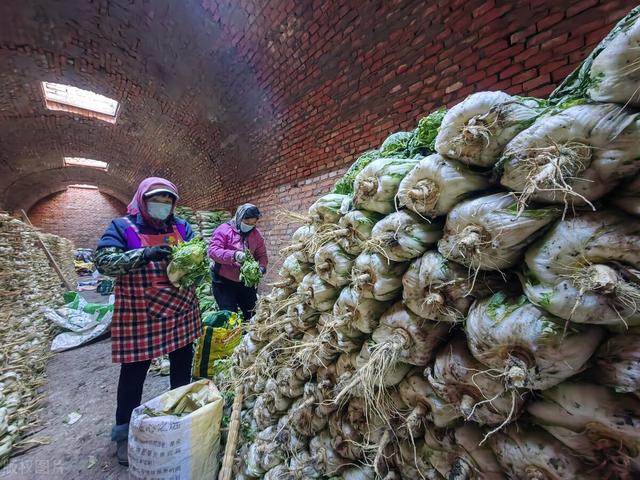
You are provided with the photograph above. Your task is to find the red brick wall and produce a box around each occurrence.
[203,0,636,210]
[28,187,126,248]
[194,0,637,279]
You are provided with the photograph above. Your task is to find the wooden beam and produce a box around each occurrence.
[219,385,243,480]
[20,210,75,292]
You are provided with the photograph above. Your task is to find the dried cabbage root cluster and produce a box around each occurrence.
[230,8,640,480]
[0,214,72,464]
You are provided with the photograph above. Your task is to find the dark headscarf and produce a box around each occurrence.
[232,203,261,231]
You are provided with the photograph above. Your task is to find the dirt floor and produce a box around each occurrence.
[3,290,170,480]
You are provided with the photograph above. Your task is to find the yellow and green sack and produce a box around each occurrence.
[193,310,242,380]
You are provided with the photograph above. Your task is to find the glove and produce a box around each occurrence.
[144,245,172,262]
[259,266,266,274]
[234,251,246,263]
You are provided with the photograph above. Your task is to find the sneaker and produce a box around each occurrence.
[116,440,129,466]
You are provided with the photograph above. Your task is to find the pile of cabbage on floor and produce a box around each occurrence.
[0,214,72,465]
[231,8,640,480]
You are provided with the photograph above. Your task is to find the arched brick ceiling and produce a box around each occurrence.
[4,166,131,211]
[0,0,636,213]
[0,0,269,211]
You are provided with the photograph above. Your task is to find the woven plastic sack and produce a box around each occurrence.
[44,292,114,352]
[193,311,242,379]
[128,379,223,480]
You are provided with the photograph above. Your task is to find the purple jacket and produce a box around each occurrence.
[208,222,268,283]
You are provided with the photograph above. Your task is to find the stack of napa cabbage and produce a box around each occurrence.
[229,8,640,480]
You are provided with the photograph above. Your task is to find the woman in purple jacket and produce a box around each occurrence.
[208,203,268,319]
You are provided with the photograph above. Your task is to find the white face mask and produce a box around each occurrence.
[147,202,172,220]
[240,222,255,233]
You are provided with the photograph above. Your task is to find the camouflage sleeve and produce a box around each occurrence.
[94,246,148,276]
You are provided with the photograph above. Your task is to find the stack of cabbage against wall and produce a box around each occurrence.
[228,7,640,480]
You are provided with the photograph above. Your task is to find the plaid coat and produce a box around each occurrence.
[111,219,202,363]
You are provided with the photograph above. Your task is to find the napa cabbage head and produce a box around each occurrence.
[408,108,447,156]
[333,150,379,195]
[167,238,209,288]
[378,131,414,158]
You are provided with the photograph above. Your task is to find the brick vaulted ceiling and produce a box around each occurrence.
[0,0,636,212]
[0,0,271,211]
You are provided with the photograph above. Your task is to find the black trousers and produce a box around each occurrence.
[115,342,194,426]
[211,277,257,320]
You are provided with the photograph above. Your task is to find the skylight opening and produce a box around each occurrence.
[64,157,109,170]
[68,184,99,190]
[41,82,119,123]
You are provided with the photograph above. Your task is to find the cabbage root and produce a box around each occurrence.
[500,103,640,213]
[523,210,640,326]
[285,301,321,332]
[397,154,492,218]
[333,286,391,334]
[235,334,266,369]
[297,273,340,312]
[397,368,458,434]
[278,252,313,288]
[280,224,317,264]
[253,380,293,430]
[291,325,340,370]
[353,157,420,214]
[275,365,310,398]
[451,424,505,480]
[334,303,448,421]
[314,242,355,288]
[288,449,323,479]
[435,91,542,167]
[403,250,508,322]
[426,335,526,428]
[309,430,350,476]
[290,381,332,436]
[438,192,558,271]
[245,426,286,476]
[337,210,384,255]
[275,414,308,455]
[393,438,446,480]
[466,292,604,390]
[352,252,408,301]
[328,402,370,461]
[367,210,443,262]
[263,464,289,480]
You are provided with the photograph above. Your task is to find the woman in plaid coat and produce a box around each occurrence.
[95,177,202,466]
